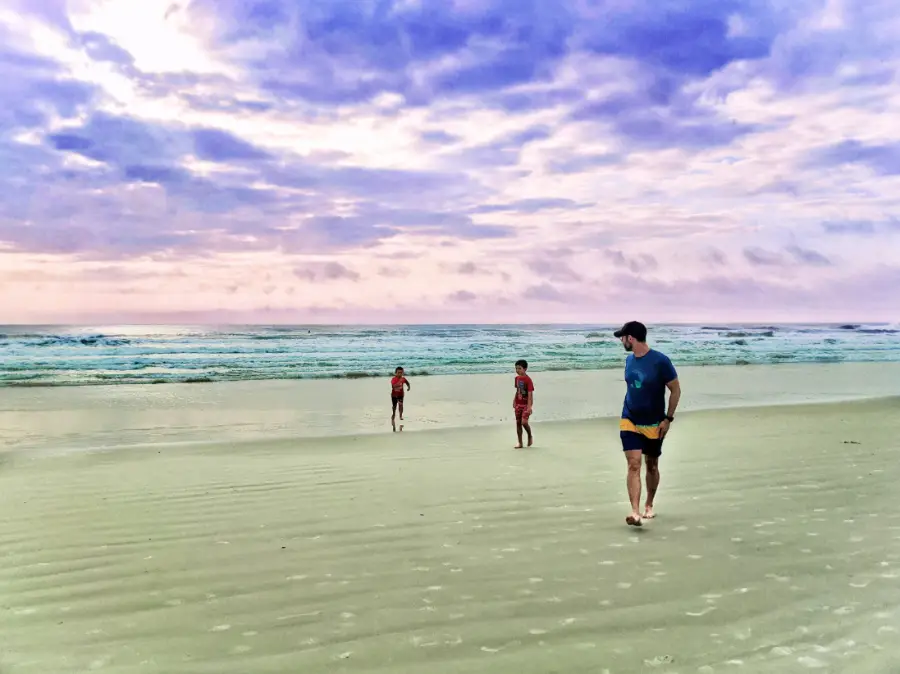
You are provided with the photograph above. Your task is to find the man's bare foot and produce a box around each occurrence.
[514,443,523,449]
[625,513,643,527]
[642,505,656,519]
[527,436,533,447]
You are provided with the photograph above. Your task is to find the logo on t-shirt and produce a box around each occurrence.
[515,374,533,403]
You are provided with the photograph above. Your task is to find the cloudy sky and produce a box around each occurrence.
[1,0,899,324]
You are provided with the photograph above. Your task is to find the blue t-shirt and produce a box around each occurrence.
[622,349,678,426]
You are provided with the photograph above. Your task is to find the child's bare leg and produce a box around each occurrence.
[524,422,533,446]
[399,400,404,420]
[515,419,524,448]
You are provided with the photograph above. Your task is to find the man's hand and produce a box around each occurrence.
[659,419,671,439]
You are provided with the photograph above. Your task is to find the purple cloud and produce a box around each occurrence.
[456,262,485,275]
[188,0,788,113]
[604,250,659,273]
[77,31,134,66]
[546,152,624,175]
[48,113,185,166]
[450,124,551,168]
[469,198,585,215]
[448,290,477,302]
[570,91,762,149]
[293,262,360,282]
[523,283,566,302]
[0,37,96,133]
[421,130,460,145]
[191,128,271,162]
[808,140,900,176]
[528,258,582,282]
[703,248,728,266]
[743,247,784,266]
[786,245,831,267]
[822,220,877,235]
[744,245,832,267]
[26,110,517,256]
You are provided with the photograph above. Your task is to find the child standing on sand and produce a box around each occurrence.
[513,359,534,448]
[390,366,411,423]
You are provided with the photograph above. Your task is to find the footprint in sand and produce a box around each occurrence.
[686,607,716,617]
[643,654,673,667]
[797,656,828,668]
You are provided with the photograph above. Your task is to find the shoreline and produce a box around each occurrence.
[3,361,900,455]
[1,356,897,389]
[3,356,899,389]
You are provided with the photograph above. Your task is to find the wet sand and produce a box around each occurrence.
[2,397,900,673]
[4,361,900,453]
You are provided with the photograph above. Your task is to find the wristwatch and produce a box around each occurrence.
[664,415,675,422]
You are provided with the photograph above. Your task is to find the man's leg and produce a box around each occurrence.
[624,449,643,526]
[643,454,660,519]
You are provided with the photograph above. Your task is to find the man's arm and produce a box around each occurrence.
[666,378,681,418]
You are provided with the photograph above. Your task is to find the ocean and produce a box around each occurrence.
[0,324,900,386]
[1,323,898,387]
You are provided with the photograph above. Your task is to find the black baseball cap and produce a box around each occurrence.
[613,321,647,341]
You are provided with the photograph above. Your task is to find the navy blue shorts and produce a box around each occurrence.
[620,431,663,458]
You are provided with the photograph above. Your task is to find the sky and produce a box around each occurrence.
[1,0,899,324]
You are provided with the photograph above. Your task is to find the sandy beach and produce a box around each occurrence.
[2,382,900,672]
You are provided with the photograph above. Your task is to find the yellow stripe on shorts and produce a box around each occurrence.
[619,418,661,439]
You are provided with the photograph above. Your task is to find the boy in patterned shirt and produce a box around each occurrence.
[512,359,534,448]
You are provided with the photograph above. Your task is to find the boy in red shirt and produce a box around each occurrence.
[513,359,534,448]
[390,366,411,424]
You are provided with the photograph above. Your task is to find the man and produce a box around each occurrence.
[613,321,681,527]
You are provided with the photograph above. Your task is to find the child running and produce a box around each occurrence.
[390,366,411,423]
[512,359,534,448]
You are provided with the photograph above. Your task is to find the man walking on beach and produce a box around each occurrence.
[614,321,681,527]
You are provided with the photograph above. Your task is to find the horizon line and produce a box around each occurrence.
[0,320,889,328]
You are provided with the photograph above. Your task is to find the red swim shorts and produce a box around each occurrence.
[514,405,532,422]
